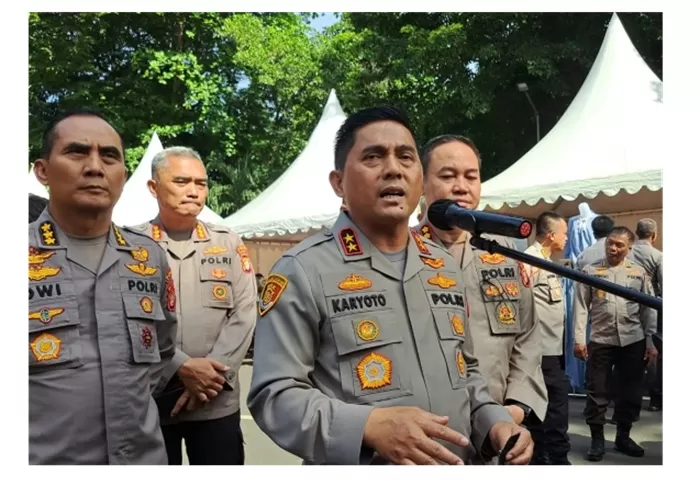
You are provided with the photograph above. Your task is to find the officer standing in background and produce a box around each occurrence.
[576,215,614,270]
[248,107,533,465]
[573,227,658,462]
[29,194,49,223]
[29,109,177,464]
[131,146,257,465]
[523,212,571,465]
[630,218,663,411]
[416,135,548,442]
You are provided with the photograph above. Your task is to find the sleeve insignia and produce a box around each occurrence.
[258,274,289,316]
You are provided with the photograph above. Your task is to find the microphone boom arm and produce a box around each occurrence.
[470,235,662,312]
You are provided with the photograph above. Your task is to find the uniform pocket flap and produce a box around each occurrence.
[432,309,467,341]
[123,293,164,320]
[28,304,78,333]
[331,312,402,356]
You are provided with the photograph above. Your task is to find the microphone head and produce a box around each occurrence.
[427,199,459,230]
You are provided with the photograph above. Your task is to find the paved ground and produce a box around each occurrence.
[182,363,661,465]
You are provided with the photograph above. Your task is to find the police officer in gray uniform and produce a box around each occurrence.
[573,227,658,462]
[29,109,177,464]
[248,106,534,465]
[576,215,614,270]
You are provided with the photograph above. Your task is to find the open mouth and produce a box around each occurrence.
[379,186,406,201]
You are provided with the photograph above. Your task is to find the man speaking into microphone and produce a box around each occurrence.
[415,135,547,464]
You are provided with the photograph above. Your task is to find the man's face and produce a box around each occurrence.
[331,120,422,225]
[422,141,481,211]
[34,115,126,213]
[605,232,631,266]
[549,219,568,252]
[148,156,208,219]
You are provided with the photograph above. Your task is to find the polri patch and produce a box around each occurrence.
[258,273,288,316]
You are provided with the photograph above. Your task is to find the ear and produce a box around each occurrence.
[329,170,344,199]
[147,178,158,198]
[33,159,49,186]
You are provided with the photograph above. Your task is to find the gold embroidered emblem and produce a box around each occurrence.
[411,230,430,255]
[259,274,288,316]
[196,223,207,240]
[125,247,157,276]
[338,274,372,291]
[496,302,516,325]
[420,225,433,240]
[28,247,61,281]
[420,257,444,269]
[237,245,253,273]
[140,296,153,314]
[152,224,162,241]
[28,307,65,325]
[356,352,392,390]
[130,247,149,263]
[504,282,520,297]
[40,222,58,246]
[356,320,380,342]
[456,350,467,378]
[428,272,457,289]
[211,268,227,279]
[339,228,363,256]
[212,284,228,300]
[518,262,531,288]
[450,314,465,336]
[113,225,127,246]
[479,253,506,265]
[30,333,62,362]
[596,289,606,299]
[484,285,502,298]
[203,246,228,255]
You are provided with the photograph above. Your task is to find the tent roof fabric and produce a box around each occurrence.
[480,13,663,213]
[112,132,223,227]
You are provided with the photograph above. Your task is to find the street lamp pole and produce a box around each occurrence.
[517,82,540,143]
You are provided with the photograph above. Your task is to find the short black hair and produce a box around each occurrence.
[29,194,48,223]
[41,108,124,159]
[334,106,416,170]
[535,211,566,237]
[608,226,635,244]
[591,215,615,239]
[636,218,657,239]
[420,134,482,173]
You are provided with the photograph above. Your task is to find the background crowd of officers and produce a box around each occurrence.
[27,105,662,466]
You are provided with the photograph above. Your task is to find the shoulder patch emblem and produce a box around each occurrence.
[28,307,65,325]
[259,273,289,316]
[236,245,253,273]
[356,320,380,342]
[411,230,431,255]
[30,333,62,362]
[338,273,372,291]
[204,246,228,255]
[428,272,457,289]
[39,222,59,246]
[339,228,363,256]
[356,352,392,390]
[518,262,531,288]
[479,253,506,265]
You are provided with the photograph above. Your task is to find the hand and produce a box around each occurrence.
[170,389,205,417]
[177,358,230,402]
[574,344,588,361]
[645,346,658,361]
[362,406,469,465]
[505,405,525,426]
[488,422,534,465]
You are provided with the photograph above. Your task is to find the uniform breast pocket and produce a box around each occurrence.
[431,309,468,389]
[28,301,83,372]
[199,265,234,310]
[330,311,413,404]
[122,294,163,364]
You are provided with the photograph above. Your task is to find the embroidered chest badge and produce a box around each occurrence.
[356,352,392,390]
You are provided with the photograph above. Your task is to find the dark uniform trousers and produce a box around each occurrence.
[584,339,646,426]
[530,355,570,458]
[161,411,245,465]
[648,311,662,407]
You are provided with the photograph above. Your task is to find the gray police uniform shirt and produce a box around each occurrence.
[415,221,547,423]
[630,241,662,297]
[575,238,606,270]
[247,212,512,465]
[130,218,257,424]
[523,242,566,357]
[573,258,658,348]
[29,209,177,465]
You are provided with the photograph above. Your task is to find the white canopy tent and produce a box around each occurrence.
[112,132,223,226]
[222,89,421,239]
[28,164,49,197]
[479,13,663,218]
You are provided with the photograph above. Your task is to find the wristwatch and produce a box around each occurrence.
[506,400,532,423]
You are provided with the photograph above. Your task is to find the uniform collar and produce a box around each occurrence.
[33,208,135,251]
[532,240,551,261]
[150,216,211,243]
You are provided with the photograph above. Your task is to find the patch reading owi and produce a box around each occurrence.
[518,262,531,288]
[141,327,153,350]
[212,284,228,300]
[479,253,506,265]
[356,352,392,390]
[30,333,62,362]
[456,350,467,378]
[28,307,64,325]
[258,274,289,316]
[338,273,372,291]
[339,228,363,256]
[140,296,153,314]
[356,320,380,342]
[411,230,430,255]
[428,272,457,289]
[450,314,465,336]
[165,269,176,312]
[237,245,253,273]
[497,302,516,325]
[420,257,444,269]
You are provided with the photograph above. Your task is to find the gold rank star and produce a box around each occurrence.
[343,233,355,243]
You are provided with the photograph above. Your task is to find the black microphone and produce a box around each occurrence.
[427,199,532,239]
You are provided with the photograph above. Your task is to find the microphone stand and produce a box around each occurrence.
[470,235,662,312]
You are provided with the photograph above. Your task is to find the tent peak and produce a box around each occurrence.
[321,89,345,119]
